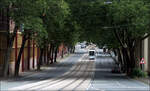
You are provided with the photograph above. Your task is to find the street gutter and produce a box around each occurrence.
[134,77,150,86]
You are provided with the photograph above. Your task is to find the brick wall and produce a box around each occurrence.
[8,33,39,75]
[0,31,69,76]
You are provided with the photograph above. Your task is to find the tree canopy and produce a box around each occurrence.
[1,0,150,76]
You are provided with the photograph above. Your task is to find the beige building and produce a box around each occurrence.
[143,36,149,72]
[142,36,150,74]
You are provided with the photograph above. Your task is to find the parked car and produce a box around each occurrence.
[96,49,103,56]
[81,44,86,48]
[96,52,104,56]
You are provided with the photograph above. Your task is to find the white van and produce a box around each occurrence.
[89,50,95,60]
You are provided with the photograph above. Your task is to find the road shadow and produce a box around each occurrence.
[6,54,96,82]
[93,56,127,80]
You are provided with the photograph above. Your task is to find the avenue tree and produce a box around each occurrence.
[105,0,150,74]
[1,0,48,77]
[40,0,71,64]
[66,0,150,75]
[1,0,150,77]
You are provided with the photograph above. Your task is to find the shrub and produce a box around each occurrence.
[130,68,147,78]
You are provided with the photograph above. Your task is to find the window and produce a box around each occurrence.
[89,51,95,56]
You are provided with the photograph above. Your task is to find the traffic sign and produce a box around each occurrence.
[140,58,146,64]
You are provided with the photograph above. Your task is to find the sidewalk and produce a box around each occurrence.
[135,77,150,86]
[0,53,71,81]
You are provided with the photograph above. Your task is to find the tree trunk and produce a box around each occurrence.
[122,48,129,73]
[50,45,55,64]
[112,49,118,63]
[61,49,64,58]
[70,46,73,53]
[2,26,18,77]
[54,46,58,62]
[118,48,126,72]
[67,46,69,54]
[73,46,75,53]
[47,46,50,65]
[44,48,46,64]
[49,44,53,64]
[48,44,53,64]
[15,35,27,77]
[123,47,133,74]
[129,46,136,69]
[117,48,122,65]
[119,48,126,72]
[37,48,44,70]
[70,46,74,53]
[27,40,30,70]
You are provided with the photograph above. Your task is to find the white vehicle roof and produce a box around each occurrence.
[89,50,95,51]
[97,49,103,52]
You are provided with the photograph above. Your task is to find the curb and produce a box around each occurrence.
[134,78,150,86]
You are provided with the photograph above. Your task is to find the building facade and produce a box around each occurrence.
[134,35,150,74]
[148,37,150,74]
[142,36,150,74]
[144,36,149,72]
[0,32,69,76]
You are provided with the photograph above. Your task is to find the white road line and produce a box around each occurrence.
[86,59,96,91]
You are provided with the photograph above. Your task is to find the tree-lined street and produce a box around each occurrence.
[0,0,150,77]
[1,48,149,91]
[0,0,150,91]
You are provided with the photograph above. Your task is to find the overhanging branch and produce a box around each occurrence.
[141,33,150,40]
[113,29,127,48]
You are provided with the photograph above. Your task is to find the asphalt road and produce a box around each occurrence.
[1,52,149,91]
[88,56,150,91]
[1,53,95,90]
[1,54,84,90]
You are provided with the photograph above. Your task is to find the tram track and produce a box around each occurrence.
[16,54,81,81]
[60,61,95,90]
[28,61,84,90]
[10,54,87,90]
[73,61,95,90]
[42,59,91,90]
[28,54,88,90]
